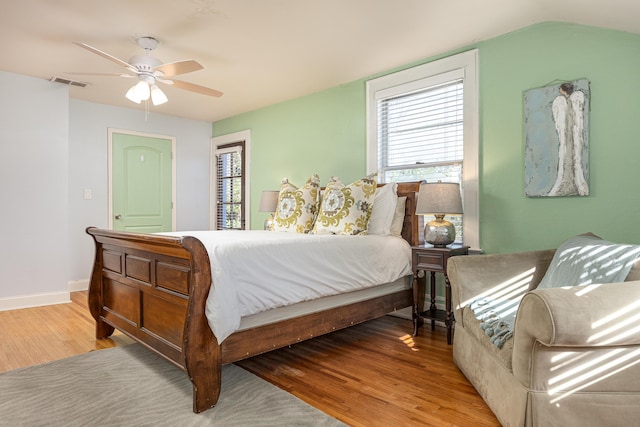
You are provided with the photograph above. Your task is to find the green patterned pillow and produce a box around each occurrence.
[273,174,321,233]
[313,174,377,235]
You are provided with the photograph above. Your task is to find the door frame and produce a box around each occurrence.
[107,128,177,231]
[210,129,251,230]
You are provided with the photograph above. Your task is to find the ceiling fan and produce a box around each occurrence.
[68,36,223,106]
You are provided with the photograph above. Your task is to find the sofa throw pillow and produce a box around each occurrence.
[537,234,640,289]
[273,174,320,233]
[313,174,377,235]
[368,182,398,235]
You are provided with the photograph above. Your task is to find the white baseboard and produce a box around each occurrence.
[0,291,71,312]
[0,279,90,312]
[388,300,448,329]
[68,279,89,292]
[388,306,412,319]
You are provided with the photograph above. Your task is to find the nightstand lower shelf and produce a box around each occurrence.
[413,309,448,335]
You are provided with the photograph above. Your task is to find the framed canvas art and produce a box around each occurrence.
[524,79,590,197]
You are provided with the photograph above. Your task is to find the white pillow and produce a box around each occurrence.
[390,196,407,237]
[368,182,398,235]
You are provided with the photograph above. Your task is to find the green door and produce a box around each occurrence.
[111,132,173,233]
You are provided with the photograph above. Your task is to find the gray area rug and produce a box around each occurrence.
[0,344,346,427]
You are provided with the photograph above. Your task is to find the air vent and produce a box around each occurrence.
[49,76,88,88]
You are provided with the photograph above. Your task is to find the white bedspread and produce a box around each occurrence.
[162,231,412,343]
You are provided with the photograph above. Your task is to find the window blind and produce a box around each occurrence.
[377,79,463,183]
[215,143,244,230]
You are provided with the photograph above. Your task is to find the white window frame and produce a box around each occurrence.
[210,129,251,230]
[366,49,479,250]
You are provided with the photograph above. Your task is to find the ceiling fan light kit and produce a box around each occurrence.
[125,75,168,106]
[70,36,222,108]
[125,85,142,104]
[126,79,150,104]
[150,84,168,105]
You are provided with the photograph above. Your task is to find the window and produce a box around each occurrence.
[215,142,244,229]
[366,50,479,249]
[211,130,251,230]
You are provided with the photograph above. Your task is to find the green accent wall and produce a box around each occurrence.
[213,22,640,254]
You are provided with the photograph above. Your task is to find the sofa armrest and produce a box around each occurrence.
[512,281,640,384]
[447,249,555,326]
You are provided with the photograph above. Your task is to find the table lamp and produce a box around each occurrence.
[415,181,463,247]
[259,190,279,231]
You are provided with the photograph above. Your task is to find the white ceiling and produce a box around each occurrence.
[1,0,639,122]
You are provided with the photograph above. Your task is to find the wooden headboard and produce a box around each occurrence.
[392,181,424,247]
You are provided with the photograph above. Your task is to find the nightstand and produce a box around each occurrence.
[412,244,469,345]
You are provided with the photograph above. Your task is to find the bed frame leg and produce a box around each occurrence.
[187,339,221,413]
[95,319,115,339]
[191,363,221,413]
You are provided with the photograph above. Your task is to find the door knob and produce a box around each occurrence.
[115,214,122,220]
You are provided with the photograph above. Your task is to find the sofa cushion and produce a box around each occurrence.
[461,306,514,371]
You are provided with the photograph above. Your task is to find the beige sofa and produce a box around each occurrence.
[448,247,640,426]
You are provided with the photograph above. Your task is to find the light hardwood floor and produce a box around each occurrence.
[0,292,499,426]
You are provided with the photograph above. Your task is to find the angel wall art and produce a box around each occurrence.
[524,79,590,197]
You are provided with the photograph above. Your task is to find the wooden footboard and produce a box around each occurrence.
[86,227,220,412]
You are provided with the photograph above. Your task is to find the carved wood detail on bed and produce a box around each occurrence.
[86,180,423,413]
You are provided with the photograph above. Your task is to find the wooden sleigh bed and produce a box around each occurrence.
[86,181,423,413]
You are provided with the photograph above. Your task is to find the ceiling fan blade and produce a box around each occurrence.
[64,72,134,78]
[73,41,135,70]
[166,79,223,97]
[154,60,203,77]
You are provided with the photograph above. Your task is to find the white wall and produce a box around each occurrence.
[0,71,69,304]
[0,70,213,308]
[68,99,212,283]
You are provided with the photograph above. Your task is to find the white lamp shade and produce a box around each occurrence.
[259,191,279,212]
[150,84,168,106]
[125,85,142,104]
[416,182,463,215]
[135,80,151,100]
[125,80,151,105]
